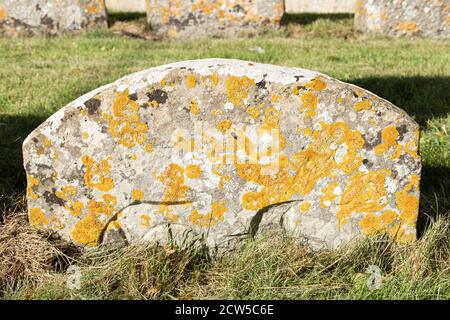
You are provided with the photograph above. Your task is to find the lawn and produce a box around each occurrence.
[0,13,449,300]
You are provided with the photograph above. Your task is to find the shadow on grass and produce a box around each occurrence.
[106,11,147,27]
[0,76,448,236]
[281,13,354,26]
[350,76,450,126]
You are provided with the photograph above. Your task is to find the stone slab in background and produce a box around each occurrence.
[23,59,421,251]
[285,0,356,14]
[105,0,146,12]
[145,0,285,39]
[0,0,107,35]
[355,0,450,39]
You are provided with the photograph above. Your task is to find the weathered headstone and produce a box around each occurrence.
[24,59,421,250]
[285,0,356,14]
[145,0,285,39]
[0,0,107,35]
[355,0,450,39]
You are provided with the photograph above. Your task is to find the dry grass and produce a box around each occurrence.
[0,197,81,295]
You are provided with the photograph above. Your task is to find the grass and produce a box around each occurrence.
[0,13,449,300]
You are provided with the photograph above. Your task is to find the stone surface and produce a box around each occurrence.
[145,0,285,39]
[285,0,356,14]
[355,0,450,39]
[106,0,146,12]
[23,59,421,251]
[0,0,107,35]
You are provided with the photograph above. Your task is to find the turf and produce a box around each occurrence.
[0,13,448,300]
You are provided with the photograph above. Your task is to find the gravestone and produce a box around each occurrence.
[355,0,450,39]
[23,59,421,250]
[145,0,285,39]
[0,0,107,35]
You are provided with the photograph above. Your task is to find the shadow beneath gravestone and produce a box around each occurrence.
[0,113,50,213]
[281,13,354,26]
[106,11,147,27]
[416,165,450,238]
[350,76,450,126]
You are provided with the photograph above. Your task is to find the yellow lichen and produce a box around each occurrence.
[145,144,153,153]
[374,126,402,160]
[246,105,261,119]
[225,76,255,107]
[217,119,232,134]
[158,163,189,222]
[320,182,338,208]
[397,21,419,33]
[106,90,149,148]
[65,201,84,217]
[26,175,40,200]
[300,92,318,117]
[190,201,227,227]
[186,74,197,88]
[29,208,49,227]
[337,169,391,228]
[185,164,202,179]
[0,6,6,20]
[132,189,144,201]
[140,214,151,227]
[354,99,371,111]
[299,201,311,213]
[55,185,77,201]
[305,77,327,91]
[71,212,104,247]
[82,155,114,192]
[190,98,200,115]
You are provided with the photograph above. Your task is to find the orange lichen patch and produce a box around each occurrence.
[299,201,311,213]
[225,76,255,106]
[388,221,415,244]
[300,92,318,117]
[190,98,200,115]
[190,200,227,227]
[86,0,105,15]
[185,164,202,179]
[320,182,338,208]
[186,74,197,88]
[107,90,149,148]
[29,208,49,227]
[43,137,52,147]
[26,175,40,200]
[50,215,65,230]
[168,26,178,38]
[217,119,232,134]
[336,169,391,228]
[396,190,419,227]
[158,163,189,221]
[140,214,151,227]
[305,77,327,91]
[238,121,364,211]
[404,174,420,192]
[397,21,419,33]
[354,99,371,111]
[82,155,114,192]
[65,201,84,217]
[355,0,367,15]
[246,105,261,119]
[211,109,224,117]
[131,154,137,160]
[374,126,402,160]
[55,185,77,201]
[144,144,153,153]
[358,210,398,236]
[71,212,104,247]
[0,6,6,20]
[87,194,117,218]
[132,189,144,201]
[82,132,89,140]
